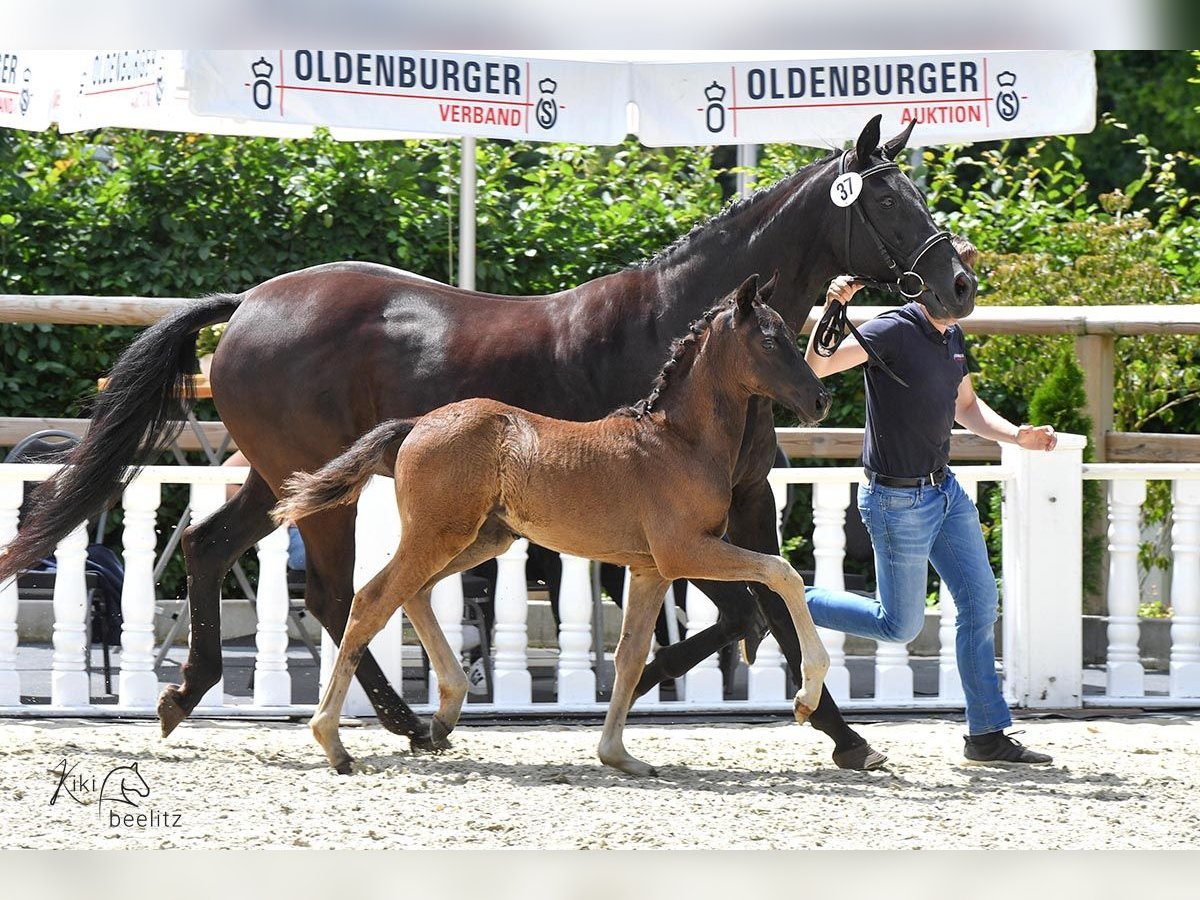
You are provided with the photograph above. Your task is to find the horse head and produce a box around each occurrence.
[832,114,977,320]
[726,273,830,426]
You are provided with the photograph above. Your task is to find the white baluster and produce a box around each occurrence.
[625,568,659,704]
[683,581,722,703]
[556,553,595,704]
[428,574,465,702]
[812,481,851,702]
[1170,480,1200,697]
[937,479,973,702]
[492,538,531,704]
[874,588,914,700]
[51,523,89,707]
[253,525,291,706]
[0,478,23,705]
[1106,478,1146,697]
[118,476,161,708]
[190,482,226,707]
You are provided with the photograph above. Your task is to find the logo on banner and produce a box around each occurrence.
[19,67,30,116]
[250,57,274,110]
[995,70,1020,122]
[703,81,727,134]
[535,77,558,130]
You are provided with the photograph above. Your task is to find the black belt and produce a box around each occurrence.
[866,466,948,488]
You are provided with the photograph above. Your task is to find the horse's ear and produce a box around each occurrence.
[882,120,916,161]
[854,114,882,169]
[759,270,778,305]
[734,274,759,318]
[130,762,138,770]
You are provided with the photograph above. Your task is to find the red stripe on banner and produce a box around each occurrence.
[82,82,156,97]
[281,84,532,108]
[983,56,990,128]
[730,96,989,112]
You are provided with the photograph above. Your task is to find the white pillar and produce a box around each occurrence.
[873,595,914,701]
[118,476,161,708]
[1000,435,1086,707]
[1170,480,1200,697]
[812,481,851,702]
[492,538,531,704]
[459,136,476,291]
[190,482,226,707]
[428,574,465,702]
[0,478,23,705]
[747,630,785,701]
[51,523,89,707]
[253,525,291,706]
[1105,478,1146,698]
[683,581,723,703]
[556,553,595,704]
[937,479,974,702]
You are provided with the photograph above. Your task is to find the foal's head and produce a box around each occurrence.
[720,274,831,425]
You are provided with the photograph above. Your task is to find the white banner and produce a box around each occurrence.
[0,49,55,131]
[632,51,1096,147]
[186,50,632,145]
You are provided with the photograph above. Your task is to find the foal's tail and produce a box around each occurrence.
[0,294,243,583]
[272,419,417,525]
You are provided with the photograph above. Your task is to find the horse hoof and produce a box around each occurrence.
[156,686,189,738]
[410,730,451,754]
[793,701,815,726]
[832,743,889,771]
[333,757,354,776]
[429,717,455,751]
[601,756,659,778]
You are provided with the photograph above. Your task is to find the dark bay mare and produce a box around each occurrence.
[274,275,833,776]
[0,116,976,768]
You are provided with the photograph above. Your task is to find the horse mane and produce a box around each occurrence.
[610,298,728,420]
[628,149,839,272]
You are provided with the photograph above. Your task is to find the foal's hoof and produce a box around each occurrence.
[156,686,189,738]
[832,743,889,771]
[600,755,659,778]
[429,717,455,751]
[793,700,816,726]
[410,730,452,754]
[333,757,354,776]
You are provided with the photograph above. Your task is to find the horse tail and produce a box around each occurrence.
[0,294,243,582]
[272,419,417,525]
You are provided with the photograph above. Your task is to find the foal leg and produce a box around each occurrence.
[159,470,278,737]
[298,506,433,749]
[404,589,468,747]
[598,569,670,777]
[654,536,829,724]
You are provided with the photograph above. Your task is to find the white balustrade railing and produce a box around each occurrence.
[1,438,1198,717]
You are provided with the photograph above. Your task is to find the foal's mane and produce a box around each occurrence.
[611,297,730,420]
[629,150,838,272]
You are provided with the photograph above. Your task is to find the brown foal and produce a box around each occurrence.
[273,274,833,776]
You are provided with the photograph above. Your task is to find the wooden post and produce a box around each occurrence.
[1074,334,1114,463]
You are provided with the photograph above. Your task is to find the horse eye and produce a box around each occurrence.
[879,196,896,209]
[761,338,777,350]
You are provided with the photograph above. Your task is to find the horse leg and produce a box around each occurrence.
[598,569,669,777]
[725,479,885,769]
[311,523,481,774]
[404,589,468,747]
[158,470,278,737]
[651,535,829,725]
[297,506,434,750]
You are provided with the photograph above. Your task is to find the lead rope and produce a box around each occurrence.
[812,295,910,388]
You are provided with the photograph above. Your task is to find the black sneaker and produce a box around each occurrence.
[963,730,1053,766]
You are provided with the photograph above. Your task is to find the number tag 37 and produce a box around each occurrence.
[829,172,863,208]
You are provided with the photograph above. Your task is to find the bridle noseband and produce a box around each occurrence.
[839,150,951,302]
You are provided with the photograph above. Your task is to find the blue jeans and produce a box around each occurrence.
[804,469,1011,735]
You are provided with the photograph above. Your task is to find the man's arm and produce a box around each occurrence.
[955,374,1058,450]
[804,276,869,377]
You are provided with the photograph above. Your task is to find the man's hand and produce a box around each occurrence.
[1016,424,1057,451]
[826,275,865,307]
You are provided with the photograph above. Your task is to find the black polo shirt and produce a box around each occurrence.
[855,302,969,478]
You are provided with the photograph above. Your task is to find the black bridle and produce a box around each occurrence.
[812,151,954,388]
